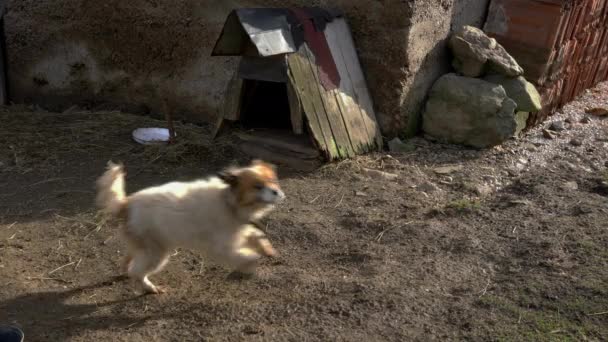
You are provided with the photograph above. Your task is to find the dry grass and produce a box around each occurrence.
[0,105,239,175]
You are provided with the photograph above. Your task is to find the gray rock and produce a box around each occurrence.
[465,181,492,196]
[483,74,542,112]
[416,181,440,193]
[562,181,578,191]
[570,138,583,147]
[422,73,517,148]
[549,120,566,132]
[542,129,556,139]
[388,138,416,153]
[362,168,399,181]
[522,142,537,152]
[515,111,529,136]
[449,26,524,77]
[434,165,464,174]
[474,183,492,196]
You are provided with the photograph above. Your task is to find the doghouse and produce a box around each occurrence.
[211,8,383,170]
[0,2,8,105]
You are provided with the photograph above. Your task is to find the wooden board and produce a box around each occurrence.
[238,131,322,171]
[223,73,244,121]
[286,80,304,134]
[287,50,334,158]
[324,18,383,149]
[235,130,319,158]
[288,45,358,160]
[213,73,244,138]
[0,18,6,105]
[323,20,372,151]
[299,44,355,158]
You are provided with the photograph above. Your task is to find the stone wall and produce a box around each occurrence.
[4,0,488,137]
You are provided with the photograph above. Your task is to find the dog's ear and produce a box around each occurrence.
[252,159,277,172]
[218,168,239,187]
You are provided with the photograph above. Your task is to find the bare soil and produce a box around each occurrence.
[1,83,607,341]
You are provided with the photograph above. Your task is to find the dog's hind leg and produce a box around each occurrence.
[127,248,170,294]
[228,248,262,275]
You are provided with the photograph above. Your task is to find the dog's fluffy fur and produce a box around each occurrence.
[95,160,284,294]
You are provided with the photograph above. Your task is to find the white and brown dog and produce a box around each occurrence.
[95,159,285,294]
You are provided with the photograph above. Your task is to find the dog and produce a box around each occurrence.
[95,159,284,294]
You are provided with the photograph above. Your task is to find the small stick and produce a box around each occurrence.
[84,224,103,239]
[6,222,17,229]
[75,258,83,269]
[27,276,71,284]
[334,193,345,208]
[478,279,491,298]
[129,152,166,179]
[54,214,97,227]
[376,221,414,242]
[48,261,76,275]
[27,177,76,188]
[309,195,320,204]
[587,311,608,316]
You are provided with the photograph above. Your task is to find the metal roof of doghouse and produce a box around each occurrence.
[211,8,383,160]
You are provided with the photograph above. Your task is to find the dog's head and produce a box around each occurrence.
[218,159,286,208]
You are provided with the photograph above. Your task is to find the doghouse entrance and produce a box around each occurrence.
[231,78,321,171]
[240,80,291,130]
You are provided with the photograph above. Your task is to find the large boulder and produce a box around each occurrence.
[514,111,529,136]
[483,74,542,112]
[449,26,524,77]
[422,73,517,148]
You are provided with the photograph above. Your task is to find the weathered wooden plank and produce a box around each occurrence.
[235,130,319,158]
[329,18,383,149]
[0,19,6,105]
[240,143,321,171]
[323,19,373,153]
[287,50,337,158]
[286,79,304,134]
[211,113,225,139]
[299,44,355,158]
[223,74,244,121]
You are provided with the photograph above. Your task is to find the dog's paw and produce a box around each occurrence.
[142,284,167,295]
[145,286,166,295]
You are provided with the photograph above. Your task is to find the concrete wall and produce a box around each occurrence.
[4,0,488,137]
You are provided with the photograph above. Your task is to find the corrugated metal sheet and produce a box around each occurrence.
[485,0,608,127]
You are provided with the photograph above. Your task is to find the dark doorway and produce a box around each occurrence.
[240,80,292,130]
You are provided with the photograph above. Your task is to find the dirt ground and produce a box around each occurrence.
[1,82,607,341]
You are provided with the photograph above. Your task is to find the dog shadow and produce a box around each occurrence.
[0,276,167,341]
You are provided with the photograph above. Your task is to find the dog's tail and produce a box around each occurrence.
[95,161,128,218]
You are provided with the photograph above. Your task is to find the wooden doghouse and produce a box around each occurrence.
[0,1,8,105]
[212,8,382,169]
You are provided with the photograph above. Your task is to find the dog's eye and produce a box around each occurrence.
[254,184,264,190]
